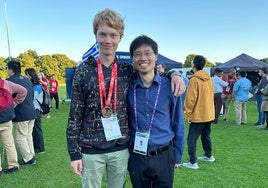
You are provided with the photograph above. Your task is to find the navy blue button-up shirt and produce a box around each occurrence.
[127,73,185,163]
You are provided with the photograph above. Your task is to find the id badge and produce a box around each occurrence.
[101,115,122,141]
[225,86,230,92]
[133,131,150,155]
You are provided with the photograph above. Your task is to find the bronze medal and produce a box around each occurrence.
[102,106,112,118]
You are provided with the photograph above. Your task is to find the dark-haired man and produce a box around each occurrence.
[127,35,185,187]
[183,55,215,170]
[212,68,228,124]
[7,60,36,166]
[156,63,166,73]
[233,71,252,125]
[254,67,267,126]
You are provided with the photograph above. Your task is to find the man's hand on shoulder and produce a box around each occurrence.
[171,74,186,97]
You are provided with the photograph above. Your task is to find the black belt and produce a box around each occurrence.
[147,142,172,156]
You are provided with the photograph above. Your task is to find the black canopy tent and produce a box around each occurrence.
[211,53,268,86]
[212,53,268,72]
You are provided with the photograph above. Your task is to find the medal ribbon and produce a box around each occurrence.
[97,58,118,112]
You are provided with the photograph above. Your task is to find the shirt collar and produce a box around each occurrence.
[134,72,161,87]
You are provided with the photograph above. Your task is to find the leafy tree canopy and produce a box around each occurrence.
[183,54,215,68]
[0,49,76,84]
[260,58,268,63]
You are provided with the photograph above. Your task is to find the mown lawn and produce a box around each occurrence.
[0,86,267,188]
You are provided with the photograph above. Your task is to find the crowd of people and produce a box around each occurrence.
[210,66,268,128]
[1,7,267,188]
[0,60,59,177]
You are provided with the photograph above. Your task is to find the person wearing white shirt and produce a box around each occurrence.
[212,68,228,124]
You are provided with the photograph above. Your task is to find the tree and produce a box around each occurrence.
[0,49,76,83]
[183,54,196,68]
[0,57,8,79]
[51,54,76,82]
[260,58,268,63]
[183,54,215,68]
[17,51,36,74]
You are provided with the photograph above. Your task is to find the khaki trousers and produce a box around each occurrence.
[222,94,233,120]
[234,100,247,125]
[81,149,129,188]
[13,120,35,162]
[0,121,19,170]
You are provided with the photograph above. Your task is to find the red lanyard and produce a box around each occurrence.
[97,58,118,112]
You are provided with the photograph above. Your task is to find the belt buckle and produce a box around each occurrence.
[148,150,157,156]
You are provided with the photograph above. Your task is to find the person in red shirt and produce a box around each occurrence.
[221,68,237,121]
[37,72,48,91]
[49,74,59,109]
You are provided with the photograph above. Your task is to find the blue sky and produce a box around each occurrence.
[0,0,267,64]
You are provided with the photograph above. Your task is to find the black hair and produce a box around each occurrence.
[238,71,247,77]
[157,63,165,68]
[261,67,267,74]
[215,68,223,74]
[193,55,206,70]
[129,35,158,58]
[25,68,40,86]
[7,60,21,74]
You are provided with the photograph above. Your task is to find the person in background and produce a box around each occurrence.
[0,78,27,175]
[6,60,36,166]
[179,70,189,107]
[38,72,51,118]
[183,55,215,170]
[260,75,268,130]
[127,35,185,188]
[254,67,267,126]
[156,63,166,73]
[66,8,185,188]
[233,71,252,125]
[38,72,48,91]
[221,68,237,121]
[212,68,228,124]
[25,68,45,154]
[49,74,59,109]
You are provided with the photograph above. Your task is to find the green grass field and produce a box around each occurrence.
[0,86,267,188]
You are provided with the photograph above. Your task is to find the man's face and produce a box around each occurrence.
[132,44,157,75]
[258,70,264,76]
[37,73,42,80]
[6,67,13,77]
[229,70,236,76]
[217,72,223,77]
[96,23,121,56]
[157,65,165,73]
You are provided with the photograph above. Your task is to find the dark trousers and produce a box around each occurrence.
[33,110,45,153]
[214,93,223,122]
[50,93,59,109]
[187,122,212,164]
[128,145,174,188]
[256,94,265,124]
